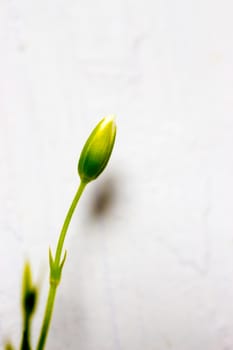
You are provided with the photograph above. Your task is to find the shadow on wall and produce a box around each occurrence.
[88,174,120,221]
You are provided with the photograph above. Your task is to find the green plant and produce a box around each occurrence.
[5,116,117,350]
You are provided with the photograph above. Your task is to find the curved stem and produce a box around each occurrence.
[36,181,87,350]
[54,181,86,267]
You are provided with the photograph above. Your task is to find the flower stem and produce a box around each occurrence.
[36,285,56,350]
[20,314,31,350]
[36,181,87,350]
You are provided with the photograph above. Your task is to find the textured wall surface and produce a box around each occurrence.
[1,0,233,349]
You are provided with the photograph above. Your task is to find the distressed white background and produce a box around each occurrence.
[1,0,233,349]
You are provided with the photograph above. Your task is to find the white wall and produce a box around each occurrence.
[1,0,233,349]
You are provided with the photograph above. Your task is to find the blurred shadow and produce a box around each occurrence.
[88,175,119,220]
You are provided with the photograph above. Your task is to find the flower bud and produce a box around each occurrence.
[78,116,116,183]
[22,262,38,317]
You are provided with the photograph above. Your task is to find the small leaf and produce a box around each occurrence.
[60,250,67,271]
[49,247,54,270]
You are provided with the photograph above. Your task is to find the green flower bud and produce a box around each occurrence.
[4,342,15,350]
[78,116,117,183]
[22,262,38,317]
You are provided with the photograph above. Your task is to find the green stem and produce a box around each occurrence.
[54,181,86,266]
[36,181,87,350]
[20,314,31,350]
[36,285,56,350]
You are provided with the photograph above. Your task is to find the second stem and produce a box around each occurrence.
[36,180,86,350]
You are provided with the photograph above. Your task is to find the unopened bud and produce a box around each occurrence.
[78,116,117,183]
[22,262,37,316]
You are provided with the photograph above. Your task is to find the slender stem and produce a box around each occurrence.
[36,285,56,350]
[20,314,31,350]
[54,181,86,266]
[36,181,87,350]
